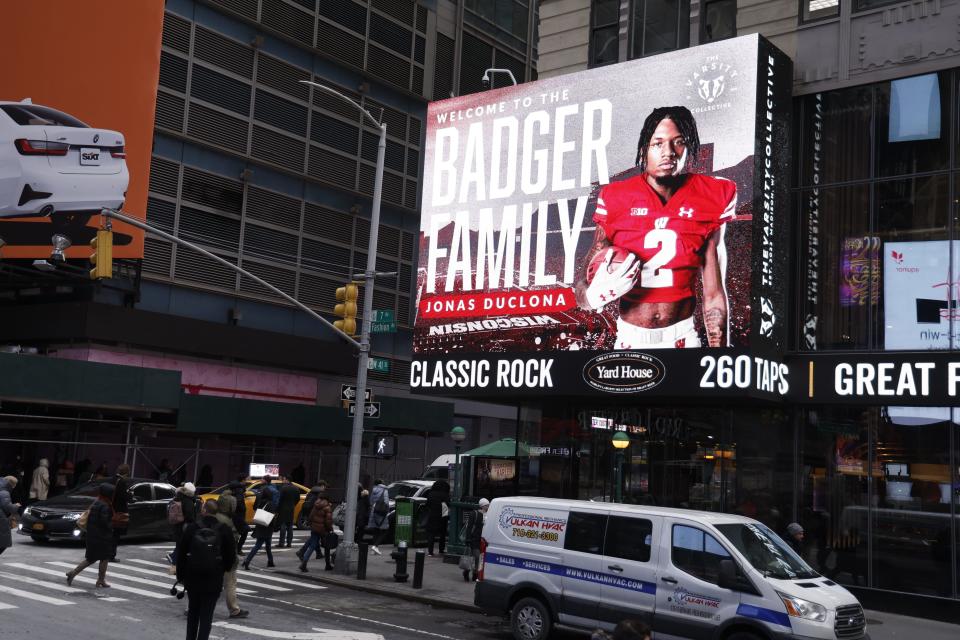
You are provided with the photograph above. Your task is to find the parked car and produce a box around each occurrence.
[17,479,176,542]
[0,99,128,219]
[200,478,310,528]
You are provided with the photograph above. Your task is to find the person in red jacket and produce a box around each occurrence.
[299,489,334,572]
[576,105,737,349]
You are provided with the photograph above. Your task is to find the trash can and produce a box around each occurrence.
[394,497,413,547]
[410,497,430,548]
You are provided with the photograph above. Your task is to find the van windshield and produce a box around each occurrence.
[716,523,819,580]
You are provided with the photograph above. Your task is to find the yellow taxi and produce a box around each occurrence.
[200,478,311,527]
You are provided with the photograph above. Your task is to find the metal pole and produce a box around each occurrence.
[615,450,623,503]
[338,119,387,573]
[123,418,132,466]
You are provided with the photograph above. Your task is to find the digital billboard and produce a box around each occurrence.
[0,0,163,259]
[411,35,792,398]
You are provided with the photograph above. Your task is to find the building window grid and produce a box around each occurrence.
[628,0,690,60]
[589,0,621,68]
[799,0,840,23]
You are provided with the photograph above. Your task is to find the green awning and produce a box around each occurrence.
[462,438,526,457]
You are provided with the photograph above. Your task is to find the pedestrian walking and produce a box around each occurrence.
[242,487,276,569]
[65,483,114,588]
[28,458,50,504]
[176,499,237,640]
[786,522,805,555]
[208,500,249,619]
[224,481,250,553]
[298,488,333,572]
[0,476,21,557]
[277,479,300,547]
[426,480,450,556]
[365,478,390,555]
[296,481,328,561]
[168,482,198,565]
[355,483,370,543]
[109,464,131,561]
[462,498,488,581]
[53,460,74,496]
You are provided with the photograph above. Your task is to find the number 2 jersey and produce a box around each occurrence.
[593,173,737,304]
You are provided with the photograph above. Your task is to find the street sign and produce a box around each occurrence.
[367,357,390,373]
[340,384,371,402]
[348,401,381,419]
[370,320,396,334]
[372,309,394,323]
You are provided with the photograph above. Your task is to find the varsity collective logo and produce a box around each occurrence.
[685,56,738,113]
[582,352,665,393]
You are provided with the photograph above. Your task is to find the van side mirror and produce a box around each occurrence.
[718,559,738,590]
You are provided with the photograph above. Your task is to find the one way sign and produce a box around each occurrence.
[348,401,381,419]
[340,384,372,402]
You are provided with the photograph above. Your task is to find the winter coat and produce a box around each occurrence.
[277,483,300,523]
[309,496,333,535]
[0,478,17,550]
[176,514,236,594]
[217,489,238,522]
[252,493,276,541]
[111,475,130,514]
[29,460,50,501]
[171,490,198,543]
[84,498,114,561]
[463,508,485,548]
[426,482,450,535]
[366,484,390,530]
[302,485,324,520]
[356,490,370,536]
[225,483,249,532]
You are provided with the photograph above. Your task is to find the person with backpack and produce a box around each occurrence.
[176,500,237,640]
[276,479,300,548]
[167,482,198,565]
[242,486,276,570]
[366,479,390,555]
[299,487,334,572]
[65,483,114,588]
[109,464,131,561]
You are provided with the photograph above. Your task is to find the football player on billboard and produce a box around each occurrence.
[575,106,736,349]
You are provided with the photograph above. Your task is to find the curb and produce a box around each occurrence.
[274,569,482,613]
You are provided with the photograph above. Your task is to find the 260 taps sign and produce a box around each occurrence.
[412,35,792,398]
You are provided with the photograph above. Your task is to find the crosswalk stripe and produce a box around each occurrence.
[242,571,327,590]
[102,563,256,595]
[0,570,86,594]
[5,563,167,599]
[46,562,179,591]
[0,602,17,610]
[126,559,290,592]
[0,584,74,606]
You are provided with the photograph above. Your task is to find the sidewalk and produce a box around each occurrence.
[278,545,960,640]
[277,544,478,611]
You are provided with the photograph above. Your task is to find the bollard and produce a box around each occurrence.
[412,550,425,589]
[391,540,409,583]
[357,543,369,580]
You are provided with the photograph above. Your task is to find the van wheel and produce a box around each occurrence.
[510,597,551,640]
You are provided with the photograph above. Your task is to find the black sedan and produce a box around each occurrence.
[17,479,177,542]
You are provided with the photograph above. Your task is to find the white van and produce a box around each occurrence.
[475,497,867,640]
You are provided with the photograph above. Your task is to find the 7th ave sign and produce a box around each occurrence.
[347,401,381,419]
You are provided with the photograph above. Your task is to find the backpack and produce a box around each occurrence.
[373,489,388,516]
[187,526,222,574]
[167,499,184,525]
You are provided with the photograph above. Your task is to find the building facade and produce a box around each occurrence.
[492,0,960,612]
[0,0,536,496]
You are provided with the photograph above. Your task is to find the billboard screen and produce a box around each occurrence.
[411,35,792,398]
[0,0,163,259]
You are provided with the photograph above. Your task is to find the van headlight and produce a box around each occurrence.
[777,591,827,622]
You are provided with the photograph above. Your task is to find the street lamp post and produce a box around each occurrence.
[447,426,467,555]
[301,80,386,574]
[612,431,630,503]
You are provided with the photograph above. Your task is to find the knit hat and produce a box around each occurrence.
[2,475,16,488]
[182,482,196,497]
[787,522,804,536]
[478,498,490,508]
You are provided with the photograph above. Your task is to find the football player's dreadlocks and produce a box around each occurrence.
[635,106,701,171]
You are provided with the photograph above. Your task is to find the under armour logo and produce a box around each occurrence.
[678,207,694,218]
[654,217,669,229]
[630,207,648,216]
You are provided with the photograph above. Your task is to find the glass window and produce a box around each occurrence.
[701,0,736,43]
[799,88,872,187]
[605,516,653,562]
[717,522,818,579]
[131,484,153,501]
[802,0,839,22]
[591,0,620,67]
[154,485,176,500]
[564,511,607,555]
[875,74,948,177]
[632,0,687,59]
[672,524,731,584]
[0,104,89,127]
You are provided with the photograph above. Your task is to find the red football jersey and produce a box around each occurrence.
[593,173,737,303]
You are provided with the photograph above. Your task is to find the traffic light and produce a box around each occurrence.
[334,283,358,335]
[89,229,113,280]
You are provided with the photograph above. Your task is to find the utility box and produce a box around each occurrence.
[395,496,430,547]
[394,497,413,547]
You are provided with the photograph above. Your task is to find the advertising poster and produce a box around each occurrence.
[0,0,163,259]
[840,236,880,307]
[411,35,792,398]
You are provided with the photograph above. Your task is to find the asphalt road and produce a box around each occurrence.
[2,532,958,640]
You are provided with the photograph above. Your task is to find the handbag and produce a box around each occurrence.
[458,554,474,571]
[8,514,17,530]
[111,512,130,528]
[253,508,275,527]
[77,507,91,531]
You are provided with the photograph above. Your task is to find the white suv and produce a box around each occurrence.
[0,100,128,218]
